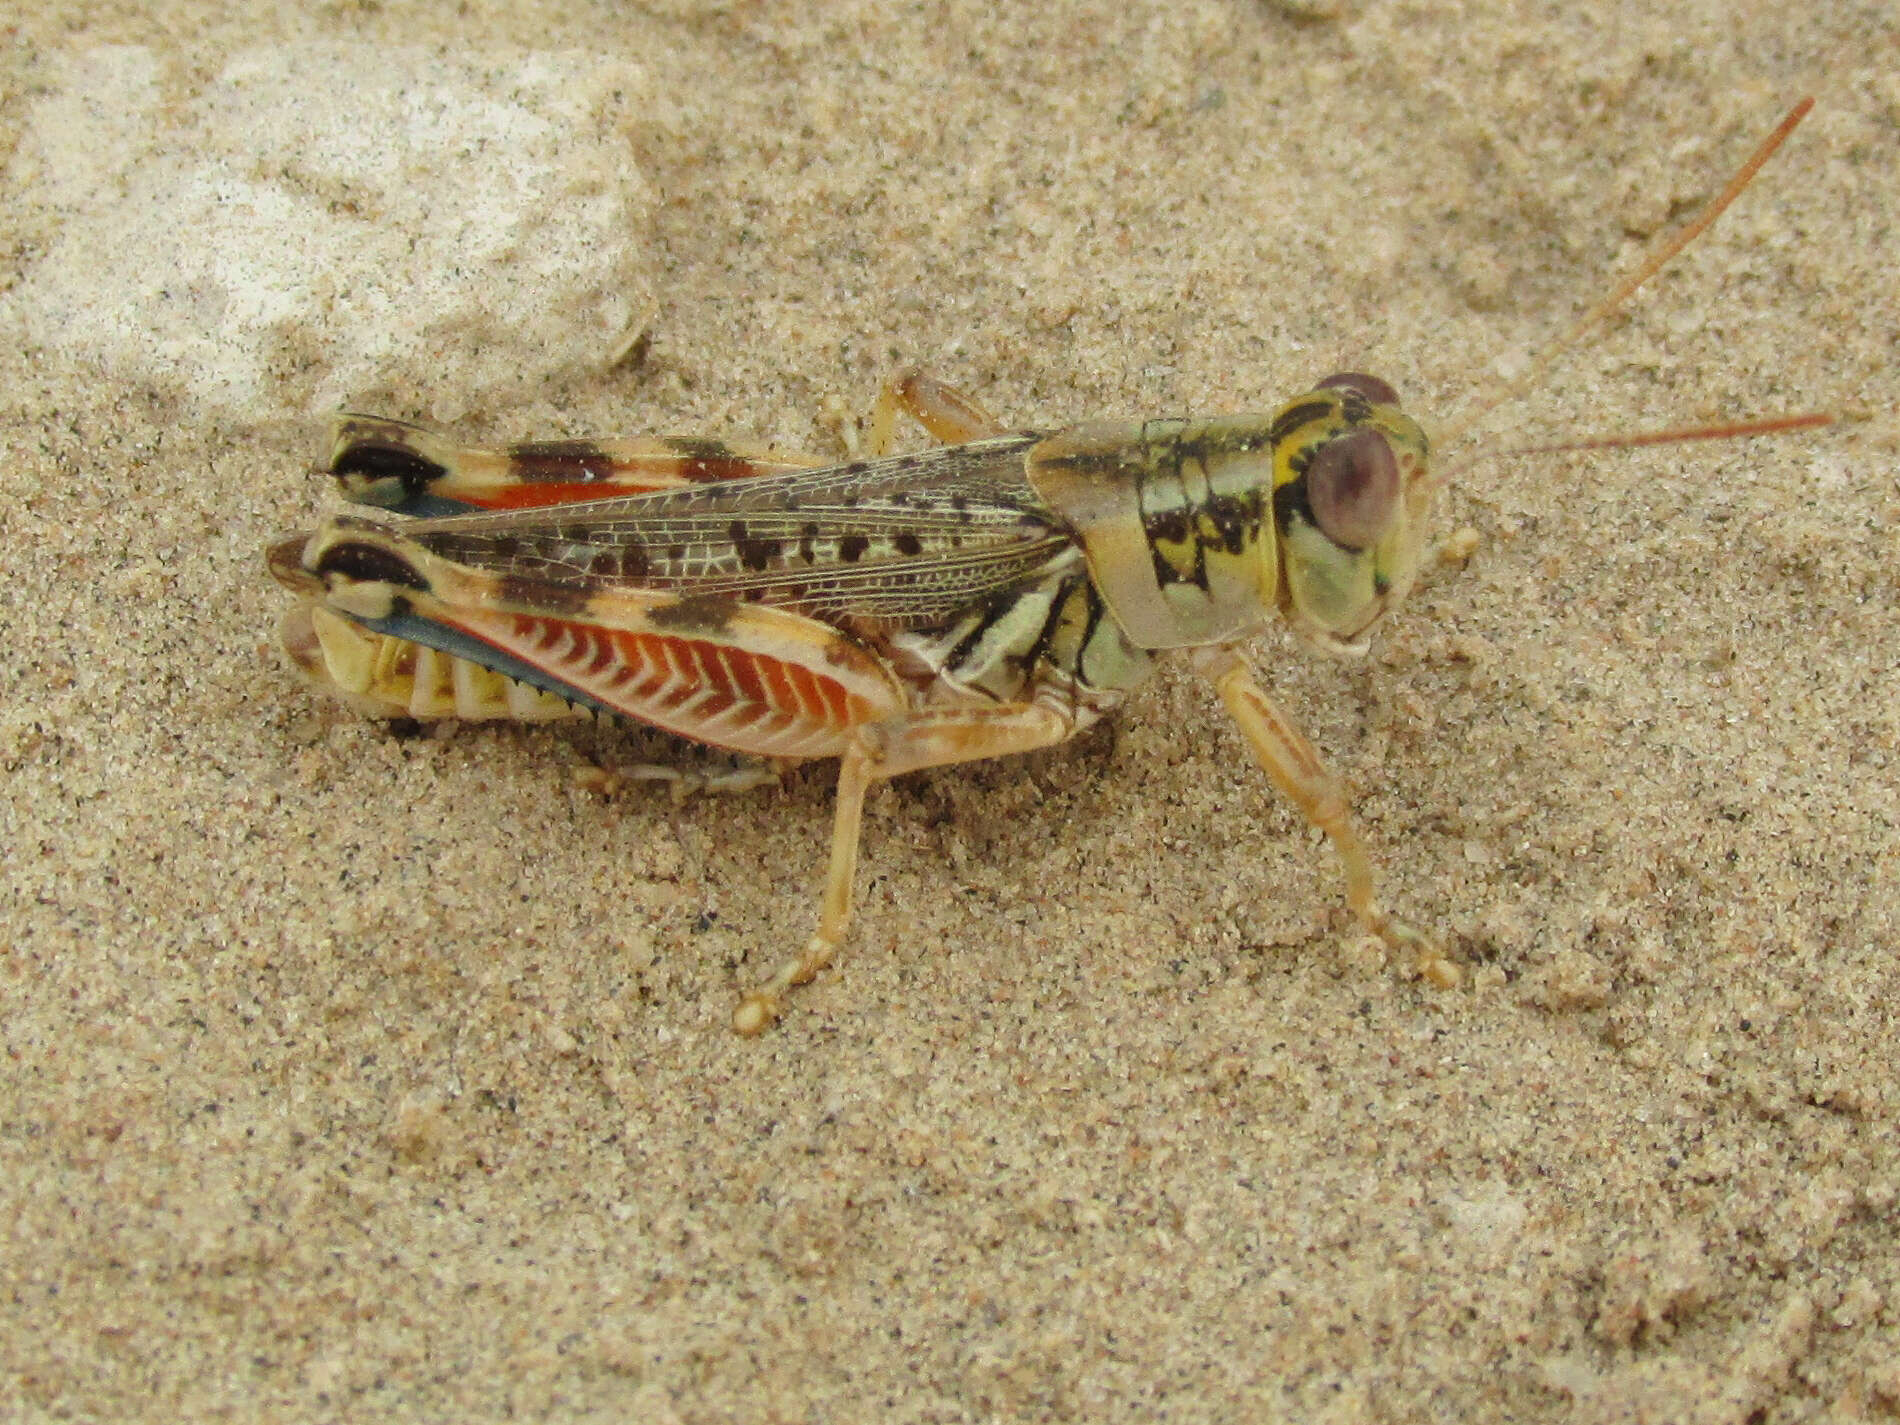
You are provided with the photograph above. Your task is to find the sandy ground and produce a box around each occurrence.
[3,2,1896,1420]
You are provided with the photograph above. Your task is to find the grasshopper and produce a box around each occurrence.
[268,100,1826,1033]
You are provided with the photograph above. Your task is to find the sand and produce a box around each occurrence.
[2,1,1895,1420]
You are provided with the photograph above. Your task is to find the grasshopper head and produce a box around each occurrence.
[1270,373,1432,653]
[1026,379,1431,653]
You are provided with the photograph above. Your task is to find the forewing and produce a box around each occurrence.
[368,433,1081,628]
[327,413,822,515]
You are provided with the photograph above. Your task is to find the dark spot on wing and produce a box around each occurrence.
[666,438,756,482]
[511,440,616,485]
[729,518,783,572]
[648,594,739,634]
[737,537,781,572]
[588,541,650,579]
[498,573,593,615]
[422,532,524,566]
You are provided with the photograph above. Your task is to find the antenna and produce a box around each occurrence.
[1443,412,1834,481]
[1435,97,1818,468]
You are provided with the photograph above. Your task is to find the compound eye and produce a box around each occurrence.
[1306,427,1399,550]
[1316,371,1400,408]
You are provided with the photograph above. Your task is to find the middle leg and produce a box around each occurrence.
[731,698,1079,1033]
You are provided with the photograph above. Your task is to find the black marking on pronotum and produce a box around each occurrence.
[1145,482,1214,593]
[1146,501,1194,589]
[1143,507,1191,546]
[497,573,594,615]
[1187,522,1210,592]
[1267,400,1332,449]
[315,541,430,590]
[1152,545,1183,588]
[1205,492,1253,556]
[1152,424,1261,471]
[648,594,740,635]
